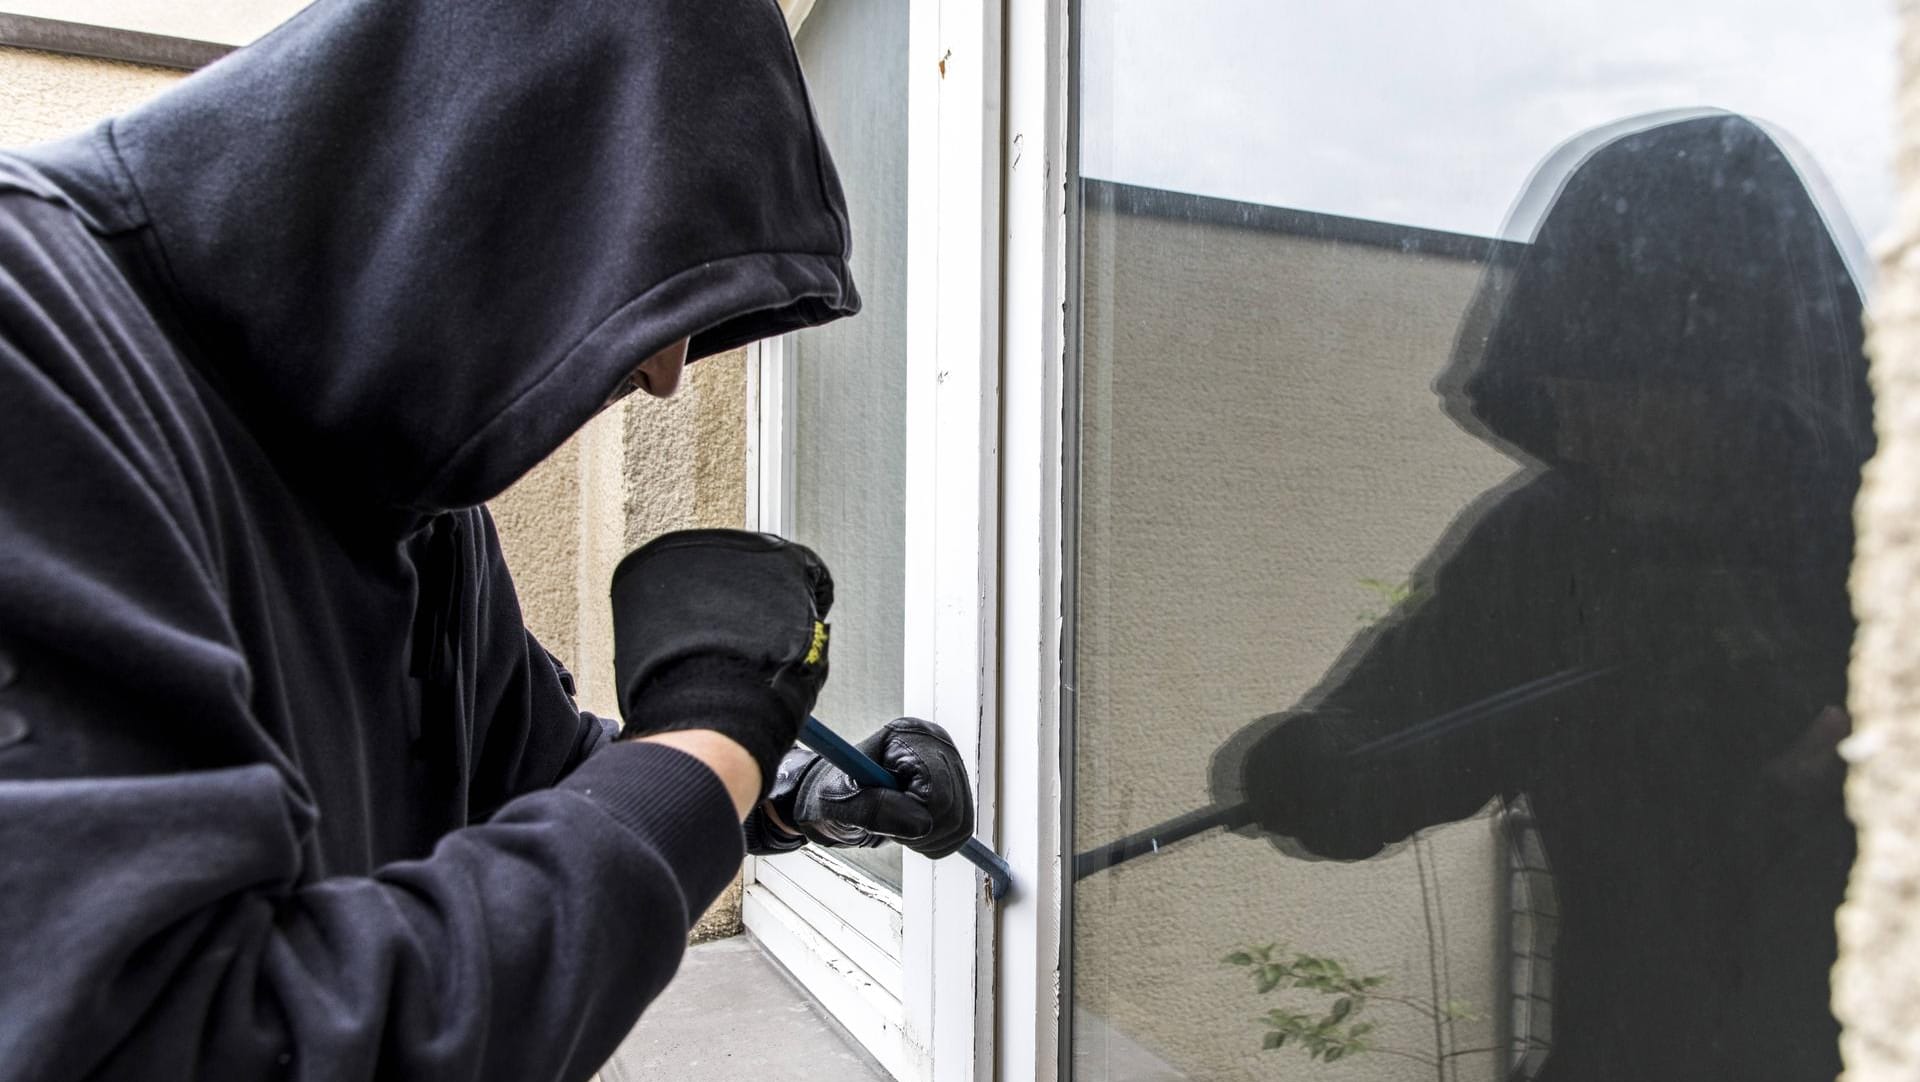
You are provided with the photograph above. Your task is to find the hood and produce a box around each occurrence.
[1437,112,1871,478]
[11,0,858,513]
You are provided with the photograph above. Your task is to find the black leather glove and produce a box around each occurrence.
[762,717,974,859]
[610,529,833,800]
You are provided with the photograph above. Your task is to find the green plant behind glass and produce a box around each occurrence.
[1223,945,1489,1074]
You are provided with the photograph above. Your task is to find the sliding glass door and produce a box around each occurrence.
[1066,3,1889,1079]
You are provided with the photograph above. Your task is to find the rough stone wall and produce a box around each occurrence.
[1838,4,1920,1076]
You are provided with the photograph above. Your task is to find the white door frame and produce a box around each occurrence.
[744,5,1005,1081]
[994,0,1071,1077]
[901,3,1007,1081]
[745,0,1071,1078]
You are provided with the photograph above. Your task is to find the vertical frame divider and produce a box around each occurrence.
[903,1,1005,1080]
[996,0,1071,1077]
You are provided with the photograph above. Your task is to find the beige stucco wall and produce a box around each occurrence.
[1,2,308,46]
[1836,3,1920,1077]
[0,46,179,143]
[1076,206,1518,1080]
[620,349,751,546]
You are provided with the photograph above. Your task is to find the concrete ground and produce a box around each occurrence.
[600,935,889,1082]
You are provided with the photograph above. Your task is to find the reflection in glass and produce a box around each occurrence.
[1071,80,1875,1082]
[1210,113,1869,1080]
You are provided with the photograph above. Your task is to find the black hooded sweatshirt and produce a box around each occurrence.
[0,0,857,1078]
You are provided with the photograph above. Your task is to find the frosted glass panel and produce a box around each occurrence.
[789,0,909,891]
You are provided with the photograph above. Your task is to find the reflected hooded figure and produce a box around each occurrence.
[1212,113,1871,1081]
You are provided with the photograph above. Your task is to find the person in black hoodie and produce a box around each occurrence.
[1211,113,1871,1080]
[0,0,971,1079]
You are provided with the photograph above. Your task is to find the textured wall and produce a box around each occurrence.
[621,349,750,547]
[0,47,179,144]
[1837,3,1920,1076]
[0,1,307,45]
[491,435,594,692]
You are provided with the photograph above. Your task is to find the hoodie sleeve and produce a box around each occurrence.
[0,262,740,1081]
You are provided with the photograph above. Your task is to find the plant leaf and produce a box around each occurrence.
[1223,951,1252,966]
[1330,997,1353,1023]
[1263,1031,1285,1051]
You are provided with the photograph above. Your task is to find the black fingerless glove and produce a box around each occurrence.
[610,529,833,800]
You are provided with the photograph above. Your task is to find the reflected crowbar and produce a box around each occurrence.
[1072,667,1611,881]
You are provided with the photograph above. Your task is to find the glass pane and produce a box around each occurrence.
[788,0,909,892]
[1069,3,1890,1079]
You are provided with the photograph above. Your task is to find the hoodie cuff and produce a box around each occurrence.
[558,741,744,914]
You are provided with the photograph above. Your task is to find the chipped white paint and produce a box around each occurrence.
[995,0,1071,1078]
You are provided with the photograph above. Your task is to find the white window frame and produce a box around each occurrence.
[994,0,1071,1078]
[744,0,1071,1080]
[743,6,1002,1081]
